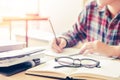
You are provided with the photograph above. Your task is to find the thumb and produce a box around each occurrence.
[59,39,66,49]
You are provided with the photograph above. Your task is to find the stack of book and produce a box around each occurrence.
[0,47,46,76]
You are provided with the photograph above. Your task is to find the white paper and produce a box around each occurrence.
[44,47,81,57]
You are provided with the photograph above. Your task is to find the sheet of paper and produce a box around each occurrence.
[44,47,114,60]
[43,47,81,57]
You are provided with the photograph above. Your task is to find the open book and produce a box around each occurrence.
[25,54,120,80]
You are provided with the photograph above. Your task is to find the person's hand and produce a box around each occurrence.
[51,37,67,53]
[79,40,115,56]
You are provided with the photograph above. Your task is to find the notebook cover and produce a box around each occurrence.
[0,58,40,76]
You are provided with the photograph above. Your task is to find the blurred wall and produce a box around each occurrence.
[40,0,84,35]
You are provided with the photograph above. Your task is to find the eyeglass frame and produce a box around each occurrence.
[54,56,101,68]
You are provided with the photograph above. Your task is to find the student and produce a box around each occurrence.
[51,0,120,58]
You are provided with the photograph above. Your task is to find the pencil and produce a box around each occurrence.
[49,19,59,45]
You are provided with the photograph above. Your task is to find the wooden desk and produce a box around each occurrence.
[0,72,54,80]
[3,16,49,47]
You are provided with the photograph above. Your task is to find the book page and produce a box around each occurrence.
[71,59,120,78]
[26,60,78,78]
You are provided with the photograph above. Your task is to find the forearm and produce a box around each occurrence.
[61,27,87,47]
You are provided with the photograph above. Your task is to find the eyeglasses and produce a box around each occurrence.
[54,57,100,68]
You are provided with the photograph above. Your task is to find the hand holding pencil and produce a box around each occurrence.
[49,18,67,53]
[51,37,67,53]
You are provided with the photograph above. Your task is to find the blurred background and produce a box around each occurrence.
[0,0,88,46]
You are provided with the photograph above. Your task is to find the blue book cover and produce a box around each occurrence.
[0,58,41,76]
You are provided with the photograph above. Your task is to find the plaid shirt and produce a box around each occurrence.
[62,0,120,47]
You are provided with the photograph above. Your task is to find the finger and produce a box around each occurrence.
[79,43,92,54]
[52,48,62,53]
[79,47,86,54]
[52,46,63,53]
[52,43,63,53]
[51,39,63,53]
[59,39,66,49]
[82,49,94,56]
[79,43,87,54]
